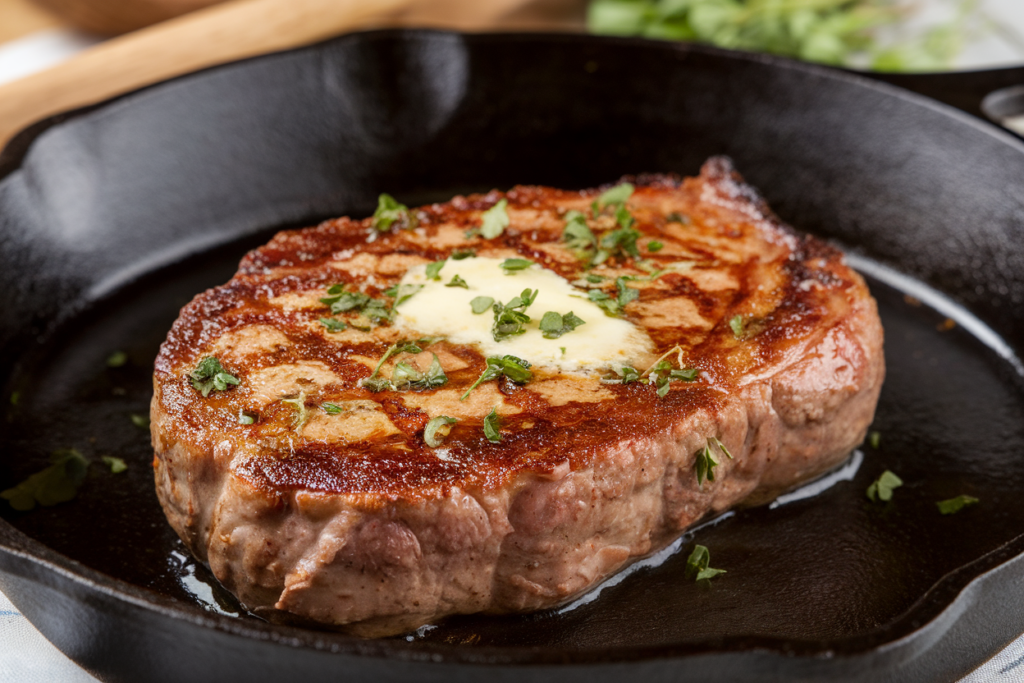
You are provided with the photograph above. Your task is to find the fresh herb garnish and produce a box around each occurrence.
[321,403,342,415]
[647,240,664,252]
[388,283,424,309]
[563,210,597,258]
[594,226,641,264]
[424,415,457,448]
[452,249,476,260]
[470,296,495,314]
[937,494,979,515]
[280,392,309,429]
[616,277,640,306]
[480,198,510,239]
[483,407,502,443]
[867,470,903,502]
[585,274,605,284]
[102,456,127,474]
[446,274,469,289]
[190,357,240,397]
[321,284,393,322]
[425,259,446,281]
[685,544,726,582]
[391,354,448,391]
[360,340,426,392]
[461,355,533,400]
[238,410,256,425]
[695,437,732,487]
[319,317,347,332]
[373,193,416,232]
[593,182,634,214]
[539,311,586,339]
[729,315,746,338]
[492,289,538,341]
[1,448,89,511]
[868,431,881,449]
[500,258,534,273]
[587,0,969,71]
[106,351,128,368]
[130,414,150,429]
[588,277,639,317]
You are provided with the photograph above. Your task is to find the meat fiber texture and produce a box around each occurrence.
[151,158,884,636]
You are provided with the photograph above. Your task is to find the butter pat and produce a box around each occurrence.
[393,257,653,372]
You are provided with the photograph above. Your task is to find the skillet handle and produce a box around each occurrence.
[863,67,1024,128]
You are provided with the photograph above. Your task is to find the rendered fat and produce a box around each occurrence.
[393,257,653,372]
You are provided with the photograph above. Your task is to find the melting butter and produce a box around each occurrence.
[393,257,653,372]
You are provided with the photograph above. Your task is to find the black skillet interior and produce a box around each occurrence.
[3,30,1024,683]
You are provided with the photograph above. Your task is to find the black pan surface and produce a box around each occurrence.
[2,30,1024,683]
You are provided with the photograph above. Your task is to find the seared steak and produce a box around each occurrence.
[151,157,884,636]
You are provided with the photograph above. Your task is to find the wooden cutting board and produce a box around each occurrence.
[0,0,584,149]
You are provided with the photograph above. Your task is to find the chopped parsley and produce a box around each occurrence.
[391,353,448,391]
[106,351,128,368]
[190,357,240,397]
[937,494,979,515]
[539,311,586,339]
[1,448,89,511]
[694,437,732,488]
[593,182,634,214]
[425,259,446,281]
[373,193,416,232]
[729,315,746,337]
[446,274,469,289]
[563,210,597,258]
[280,392,309,429]
[319,317,347,332]
[360,340,428,392]
[866,470,903,502]
[452,249,476,260]
[593,226,641,264]
[480,198,510,239]
[588,277,639,317]
[321,403,343,415]
[461,355,533,400]
[424,415,457,448]
[102,456,127,474]
[500,258,534,273]
[647,240,663,252]
[483,407,502,443]
[585,274,605,283]
[685,544,726,582]
[130,414,150,429]
[321,284,393,322]
[238,410,257,424]
[492,289,538,341]
[470,296,495,314]
[386,283,424,309]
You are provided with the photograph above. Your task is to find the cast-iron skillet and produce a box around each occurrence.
[3,30,1024,683]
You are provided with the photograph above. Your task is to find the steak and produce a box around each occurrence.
[151,157,884,636]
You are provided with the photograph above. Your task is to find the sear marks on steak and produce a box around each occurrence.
[151,157,884,636]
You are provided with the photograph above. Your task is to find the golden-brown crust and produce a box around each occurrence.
[153,157,869,503]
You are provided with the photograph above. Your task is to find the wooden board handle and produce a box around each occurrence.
[0,0,580,149]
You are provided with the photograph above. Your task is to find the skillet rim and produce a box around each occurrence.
[1,28,1024,670]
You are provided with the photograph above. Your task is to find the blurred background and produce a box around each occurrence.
[2,0,1024,90]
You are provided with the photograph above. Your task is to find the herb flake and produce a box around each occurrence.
[446,274,469,289]
[500,258,534,273]
[539,311,586,339]
[106,351,128,368]
[319,317,347,332]
[470,296,495,314]
[480,199,510,239]
[461,355,533,400]
[190,357,240,397]
[937,494,979,515]
[373,193,416,232]
[424,415,457,448]
[867,470,903,502]
[1,449,89,511]
[102,456,127,474]
[685,544,726,582]
[483,407,502,443]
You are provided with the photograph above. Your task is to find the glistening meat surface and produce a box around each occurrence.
[151,157,884,636]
